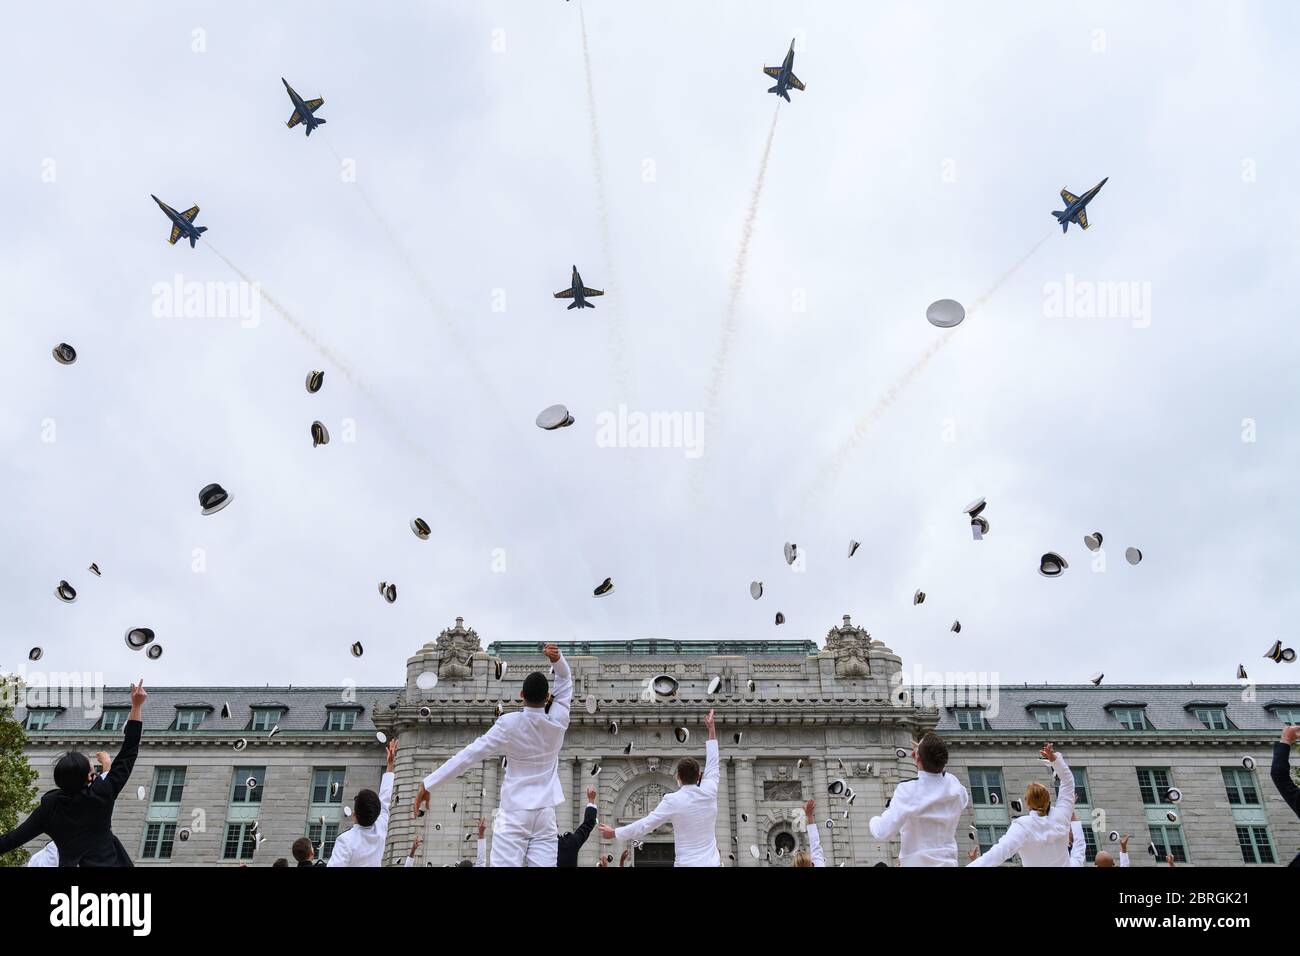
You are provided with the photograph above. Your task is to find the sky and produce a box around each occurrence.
[2,0,1299,690]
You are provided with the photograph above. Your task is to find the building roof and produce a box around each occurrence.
[487,639,819,657]
[17,687,396,735]
[931,684,1299,733]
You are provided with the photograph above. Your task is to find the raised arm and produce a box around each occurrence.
[700,710,720,796]
[375,739,397,841]
[1271,727,1300,817]
[103,681,147,798]
[611,795,674,845]
[868,784,913,842]
[569,792,599,851]
[542,646,572,729]
[1069,818,1086,867]
[416,720,510,815]
[803,799,826,866]
[403,834,420,868]
[0,806,47,857]
[1043,744,1076,826]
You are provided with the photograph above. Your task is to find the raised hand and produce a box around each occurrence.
[386,737,398,771]
[412,784,430,819]
[477,817,487,839]
[703,708,716,739]
[1119,835,1129,852]
[1283,725,1300,745]
[968,847,978,862]
[803,799,815,822]
[129,680,147,720]
[1039,742,1057,763]
[620,848,630,866]
[598,823,616,839]
[586,786,597,803]
[542,643,561,663]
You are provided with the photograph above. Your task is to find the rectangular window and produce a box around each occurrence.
[99,709,130,732]
[222,822,258,861]
[140,822,176,860]
[1136,768,1173,805]
[1193,707,1230,730]
[1235,825,1275,864]
[1055,767,1090,806]
[1221,767,1260,806]
[1113,708,1149,730]
[975,824,1009,856]
[1032,708,1068,731]
[311,768,346,805]
[1148,825,1188,863]
[1272,707,1300,726]
[24,709,58,731]
[1079,824,1098,863]
[968,767,1004,806]
[326,710,357,731]
[307,822,340,860]
[250,708,282,732]
[231,767,266,804]
[151,767,186,804]
[954,708,987,731]
[174,709,207,731]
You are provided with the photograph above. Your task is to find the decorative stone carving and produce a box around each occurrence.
[435,617,482,681]
[645,757,660,774]
[763,780,803,801]
[774,764,792,780]
[622,782,671,832]
[825,614,873,678]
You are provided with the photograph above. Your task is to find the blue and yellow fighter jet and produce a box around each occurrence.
[553,266,604,310]
[151,195,207,248]
[1052,178,1108,233]
[282,78,326,136]
[763,39,805,102]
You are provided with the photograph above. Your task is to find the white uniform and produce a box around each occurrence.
[869,770,969,867]
[1069,820,1086,866]
[422,654,573,867]
[327,772,394,867]
[403,837,486,867]
[615,738,720,867]
[969,754,1076,867]
[806,822,826,867]
[27,842,58,867]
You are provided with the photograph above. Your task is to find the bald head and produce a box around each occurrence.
[1094,850,1115,867]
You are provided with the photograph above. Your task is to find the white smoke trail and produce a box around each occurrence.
[704,105,781,426]
[799,231,1055,510]
[579,2,633,401]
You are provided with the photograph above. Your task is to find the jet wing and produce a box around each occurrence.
[168,224,182,245]
[181,205,200,221]
[1060,188,1079,204]
[763,66,782,78]
[787,73,805,91]
[553,289,576,299]
[581,287,604,297]
[304,97,324,111]
[1077,209,1089,230]
[287,111,302,128]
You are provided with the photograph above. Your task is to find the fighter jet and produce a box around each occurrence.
[553,266,604,309]
[151,195,207,248]
[1052,178,1108,233]
[282,78,326,136]
[763,39,805,102]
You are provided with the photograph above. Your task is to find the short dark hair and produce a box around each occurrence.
[291,836,314,862]
[53,752,91,793]
[522,671,549,706]
[353,789,381,827]
[272,858,289,867]
[457,858,475,867]
[676,757,700,786]
[916,732,949,773]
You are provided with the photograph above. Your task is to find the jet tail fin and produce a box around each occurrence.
[195,226,208,234]
[566,301,580,310]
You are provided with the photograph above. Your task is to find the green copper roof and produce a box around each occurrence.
[487,639,818,657]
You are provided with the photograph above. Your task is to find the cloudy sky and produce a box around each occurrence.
[3,1,1298,689]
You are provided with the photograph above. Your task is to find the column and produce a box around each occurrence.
[714,757,731,864]
[579,758,601,867]
[811,757,833,866]
[555,757,575,833]
[734,758,759,867]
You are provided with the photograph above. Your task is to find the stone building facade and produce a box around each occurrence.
[13,616,1299,867]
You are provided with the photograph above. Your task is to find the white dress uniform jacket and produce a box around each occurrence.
[869,770,970,867]
[969,754,1076,867]
[1069,819,1086,866]
[327,771,394,867]
[614,738,720,867]
[422,654,573,812]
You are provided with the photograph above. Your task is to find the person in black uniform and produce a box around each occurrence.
[557,786,599,867]
[0,680,147,867]
[1272,724,1300,867]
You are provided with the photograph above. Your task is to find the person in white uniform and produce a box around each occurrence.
[328,737,397,867]
[968,743,1075,867]
[793,799,825,867]
[413,644,573,867]
[598,709,720,867]
[1068,813,1086,866]
[869,732,969,866]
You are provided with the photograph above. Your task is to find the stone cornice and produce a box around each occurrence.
[943,730,1281,748]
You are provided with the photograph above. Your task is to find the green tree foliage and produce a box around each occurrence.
[0,675,39,866]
